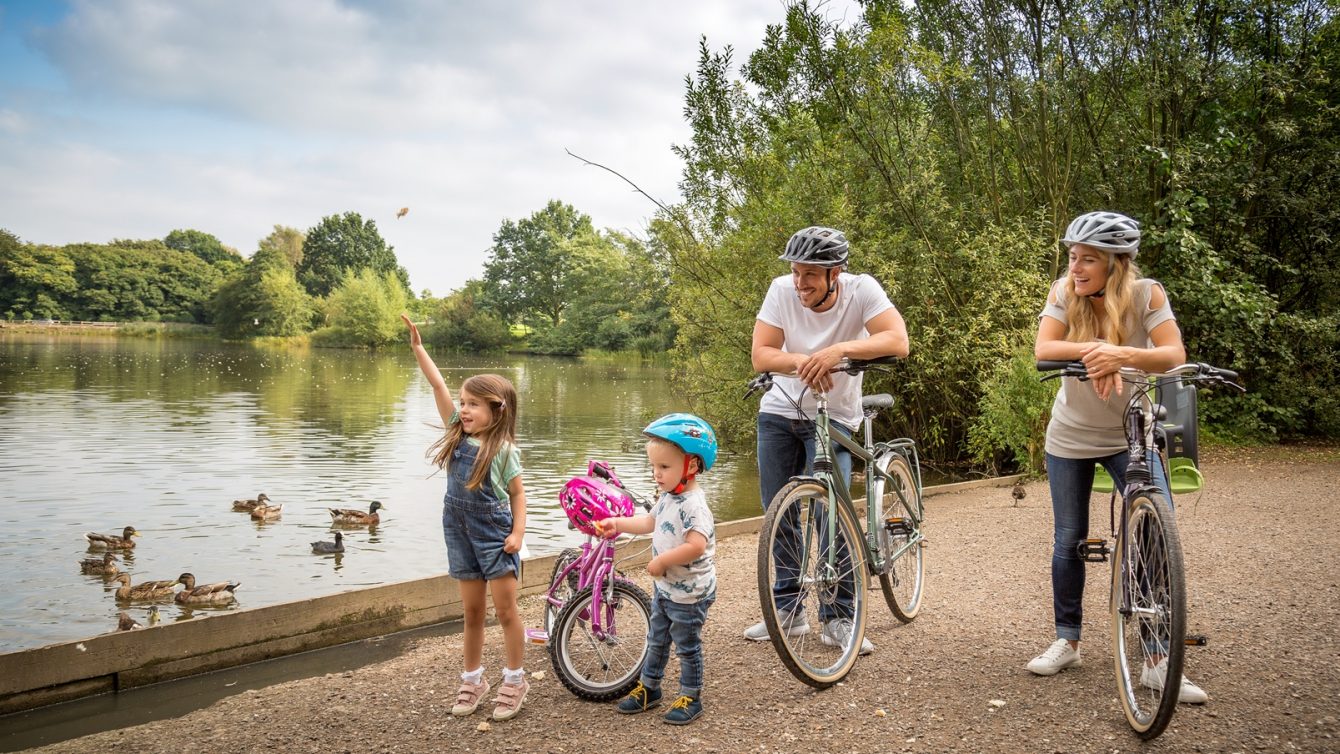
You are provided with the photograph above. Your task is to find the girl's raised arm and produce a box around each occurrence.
[402,314,455,423]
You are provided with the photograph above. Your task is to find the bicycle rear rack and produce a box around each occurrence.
[1077,538,1110,562]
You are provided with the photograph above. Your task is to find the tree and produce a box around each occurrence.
[164,229,243,272]
[211,244,313,337]
[319,268,409,347]
[480,201,596,328]
[257,225,306,269]
[298,212,408,298]
[423,279,511,352]
[0,230,76,320]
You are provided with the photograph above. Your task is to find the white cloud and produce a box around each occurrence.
[4,0,863,294]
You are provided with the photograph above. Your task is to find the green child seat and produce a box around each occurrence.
[1091,456,1203,495]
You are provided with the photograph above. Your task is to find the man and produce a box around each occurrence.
[745,226,910,653]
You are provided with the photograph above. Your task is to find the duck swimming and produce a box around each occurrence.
[80,552,120,576]
[175,573,240,605]
[111,573,177,601]
[249,502,283,521]
[232,493,271,512]
[85,526,139,550]
[328,501,385,526]
[311,531,345,554]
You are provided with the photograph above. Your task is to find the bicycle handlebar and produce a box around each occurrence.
[744,356,901,398]
[1036,361,1245,391]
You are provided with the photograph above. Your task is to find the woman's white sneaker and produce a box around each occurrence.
[1026,638,1082,676]
[1140,658,1209,704]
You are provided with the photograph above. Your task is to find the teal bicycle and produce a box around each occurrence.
[746,356,927,687]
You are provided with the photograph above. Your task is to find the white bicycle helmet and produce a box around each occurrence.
[779,226,849,268]
[1061,211,1141,257]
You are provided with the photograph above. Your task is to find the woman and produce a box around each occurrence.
[1026,211,1206,704]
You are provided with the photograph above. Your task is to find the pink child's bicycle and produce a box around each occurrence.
[536,461,653,701]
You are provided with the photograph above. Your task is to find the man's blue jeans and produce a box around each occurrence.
[1045,450,1171,642]
[757,412,854,622]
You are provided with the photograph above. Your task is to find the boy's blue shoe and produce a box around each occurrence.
[616,682,662,714]
[663,695,703,725]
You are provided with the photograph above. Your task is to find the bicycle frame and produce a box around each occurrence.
[546,535,620,639]
[803,390,925,577]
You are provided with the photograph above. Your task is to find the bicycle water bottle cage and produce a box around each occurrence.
[1077,538,1110,562]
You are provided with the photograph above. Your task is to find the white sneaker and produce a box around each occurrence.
[818,619,874,655]
[1026,639,1083,676]
[743,613,811,641]
[1140,658,1209,704]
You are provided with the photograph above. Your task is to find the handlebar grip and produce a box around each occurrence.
[1036,360,1080,372]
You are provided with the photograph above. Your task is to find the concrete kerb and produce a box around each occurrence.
[0,473,1023,715]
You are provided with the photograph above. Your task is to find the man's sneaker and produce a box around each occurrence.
[491,678,529,721]
[743,613,810,641]
[819,619,874,655]
[663,695,703,725]
[1140,658,1209,704]
[616,682,662,714]
[451,676,491,716]
[1026,638,1083,676]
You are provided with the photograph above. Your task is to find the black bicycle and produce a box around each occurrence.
[1037,360,1243,739]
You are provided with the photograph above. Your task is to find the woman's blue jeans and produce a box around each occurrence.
[757,412,854,622]
[1045,450,1171,642]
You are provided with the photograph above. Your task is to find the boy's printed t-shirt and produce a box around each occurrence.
[650,487,716,604]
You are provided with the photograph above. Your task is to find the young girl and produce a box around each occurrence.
[402,314,530,721]
[597,413,717,725]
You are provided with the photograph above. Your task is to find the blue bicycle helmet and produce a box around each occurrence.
[642,413,718,472]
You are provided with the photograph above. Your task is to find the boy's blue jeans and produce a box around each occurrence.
[640,588,714,698]
[757,412,854,622]
[1045,450,1171,642]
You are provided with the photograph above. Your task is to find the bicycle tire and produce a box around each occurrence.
[548,580,652,701]
[757,480,868,688]
[1111,492,1186,739]
[543,548,581,633]
[873,452,926,623]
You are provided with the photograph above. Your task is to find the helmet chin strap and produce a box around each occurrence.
[1088,289,1106,299]
[805,269,840,310]
[671,456,697,495]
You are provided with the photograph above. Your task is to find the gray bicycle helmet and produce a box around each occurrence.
[779,226,849,267]
[1061,211,1140,257]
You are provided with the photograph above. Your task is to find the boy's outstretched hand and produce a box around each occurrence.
[401,313,422,347]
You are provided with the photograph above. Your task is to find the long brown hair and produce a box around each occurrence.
[1063,251,1143,346]
[429,374,519,491]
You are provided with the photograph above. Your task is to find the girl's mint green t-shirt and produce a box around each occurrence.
[448,413,522,501]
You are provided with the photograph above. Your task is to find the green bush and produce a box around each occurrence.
[968,345,1059,475]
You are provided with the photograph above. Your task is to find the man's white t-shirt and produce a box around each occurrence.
[755,272,896,429]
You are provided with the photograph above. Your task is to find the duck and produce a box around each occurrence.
[117,611,141,631]
[80,552,121,576]
[232,493,271,512]
[175,573,240,605]
[85,526,139,550]
[111,573,178,601]
[250,502,283,521]
[311,531,345,554]
[1011,482,1026,506]
[328,501,385,526]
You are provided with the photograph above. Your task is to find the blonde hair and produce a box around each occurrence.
[1063,251,1143,346]
[429,374,519,491]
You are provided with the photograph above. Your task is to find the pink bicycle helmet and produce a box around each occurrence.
[559,475,635,536]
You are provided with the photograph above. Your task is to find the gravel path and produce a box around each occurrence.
[24,446,1340,753]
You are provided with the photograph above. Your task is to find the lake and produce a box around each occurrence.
[0,332,763,652]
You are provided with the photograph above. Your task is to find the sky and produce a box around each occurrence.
[0,0,862,296]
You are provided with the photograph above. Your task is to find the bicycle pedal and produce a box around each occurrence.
[1185,634,1208,647]
[883,517,913,537]
[1077,538,1110,562]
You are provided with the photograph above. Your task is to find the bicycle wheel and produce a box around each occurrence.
[873,452,925,623]
[757,480,868,689]
[548,580,652,701]
[542,547,581,633]
[1111,492,1186,739]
